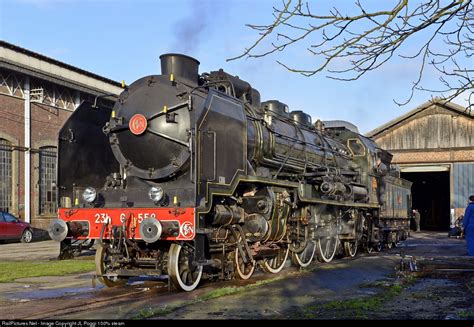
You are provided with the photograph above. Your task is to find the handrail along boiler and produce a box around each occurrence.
[48,54,412,291]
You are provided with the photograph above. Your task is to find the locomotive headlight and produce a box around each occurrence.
[149,186,164,203]
[82,187,97,203]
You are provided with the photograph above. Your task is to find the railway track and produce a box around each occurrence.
[0,279,173,320]
[9,273,266,320]
[27,287,158,319]
[2,250,395,320]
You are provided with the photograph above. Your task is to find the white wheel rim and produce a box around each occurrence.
[292,241,316,268]
[366,244,373,253]
[168,243,202,292]
[376,243,382,252]
[234,249,255,280]
[262,245,289,273]
[344,241,357,257]
[317,236,338,263]
[95,243,126,287]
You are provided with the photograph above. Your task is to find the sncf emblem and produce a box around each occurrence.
[129,114,148,135]
[180,221,195,239]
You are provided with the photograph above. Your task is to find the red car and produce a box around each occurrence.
[0,211,33,243]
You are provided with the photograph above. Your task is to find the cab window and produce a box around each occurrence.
[348,139,365,156]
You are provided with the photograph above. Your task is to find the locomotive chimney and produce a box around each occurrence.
[160,53,200,84]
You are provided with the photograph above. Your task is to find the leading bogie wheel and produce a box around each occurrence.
[168,243,203,292]
[95,243,127,287]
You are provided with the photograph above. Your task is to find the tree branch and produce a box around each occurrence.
[229,0,473,111]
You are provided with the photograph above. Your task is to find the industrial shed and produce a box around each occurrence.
[0,41,122,230]
[366,99,474,230]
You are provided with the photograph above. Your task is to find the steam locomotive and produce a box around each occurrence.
[48,54,412,291]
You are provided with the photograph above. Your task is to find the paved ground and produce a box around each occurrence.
[400,230,467,257]
[0,231,472,320]
[148,231,474,320]
[0,240,60,261]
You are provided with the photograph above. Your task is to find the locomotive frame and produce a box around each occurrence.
[49,54,412,291]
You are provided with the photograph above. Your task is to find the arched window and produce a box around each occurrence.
[0,139,12,212]
[39,146,57,215]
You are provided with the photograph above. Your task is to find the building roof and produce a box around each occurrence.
[0,40,123,97]
[365,99,472,138]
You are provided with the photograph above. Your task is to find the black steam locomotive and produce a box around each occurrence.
[49,54,412,291]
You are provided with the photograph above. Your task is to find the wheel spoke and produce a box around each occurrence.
[233,248,255,280]
[324,238,330,257]
[316,229,338,263]
[291,240,316,268]
[95,243,127,288]
[180,268,190,284]
[291,210,317,268]
[344,241,357,257]
[168,243,202,292]
[261,243,289,274]
[366,244,374,253]
[376,242,382,252]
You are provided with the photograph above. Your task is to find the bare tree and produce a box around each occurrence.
[228,0,473,111]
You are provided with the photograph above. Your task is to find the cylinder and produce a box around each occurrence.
[320,181,348,197]
[160,53,200,84]
[212,204,244,225]
[352,185,368,201]
[242,214,269,242]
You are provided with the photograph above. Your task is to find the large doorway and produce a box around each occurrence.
[401,171,450,231]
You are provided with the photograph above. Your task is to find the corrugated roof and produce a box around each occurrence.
[0,40,121,87]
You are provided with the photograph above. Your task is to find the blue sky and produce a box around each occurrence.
[0,0,470,134]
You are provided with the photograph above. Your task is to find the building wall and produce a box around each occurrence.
[370,102,474,220]
[0,94,24,218]
[390,149,474,164]
[453,163,474,218]
[0,91,71,229]
[31,102,71,229]
[374,105,474,151]
[0,68,117,230]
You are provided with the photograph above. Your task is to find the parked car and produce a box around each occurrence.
[0,211,33,243]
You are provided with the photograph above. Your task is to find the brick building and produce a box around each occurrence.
[367,99,474,230]
[0,41,122,230]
